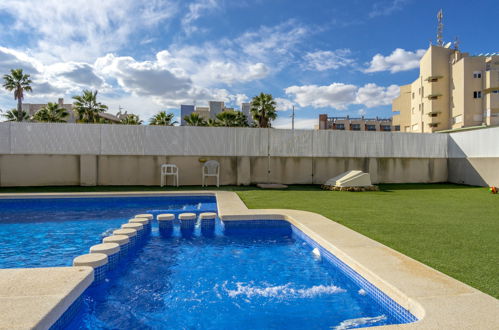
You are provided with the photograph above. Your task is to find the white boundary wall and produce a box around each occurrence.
[0,122,448,158]
[448,126,499,158]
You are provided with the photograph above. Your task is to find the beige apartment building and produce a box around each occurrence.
[392,45,499,133]
[22,98,76,122]
[318,115,397,132]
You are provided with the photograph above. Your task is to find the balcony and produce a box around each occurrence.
[427,94,442,100]
[425,75,443,82]
[427,111,441,117]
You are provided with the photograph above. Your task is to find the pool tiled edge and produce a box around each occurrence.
[215,190,499,329]
[0,190,498,329]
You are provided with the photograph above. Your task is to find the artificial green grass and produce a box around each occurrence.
[1,183,497,298]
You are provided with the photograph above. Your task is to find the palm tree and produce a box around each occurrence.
[149,111,177,126]
[2,69,32,121]
[250,93,277,128]
[72,90,108,123]
[1,108,29,122]
[184,112,206,126]
[216,110,239,127]
[235,111,249,127]
[32,102,69,123]
[206,118,218,127]
[120,114,143,125]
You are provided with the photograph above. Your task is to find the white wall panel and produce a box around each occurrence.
[101,125,145,155]
[391,133,448,158]
[184,127,237,156]
[1,123,456,158]
[270,129,313,157]
[235,128,267,156]
[144,126,185,156]
[0,123,10,154]
[449,127,499,158]
[10,123,100,154]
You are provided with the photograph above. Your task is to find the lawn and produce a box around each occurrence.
[1,183,497,298]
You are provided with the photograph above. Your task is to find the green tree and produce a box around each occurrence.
[206,118,218,127]
[235,111,249,127]
[149,111,177,126]
[32,102,69,123]
[2,69,32,122]
[215,110,239,127]
[72,90,108,123]
[184,112,206,126]
[215,110,249,127]
[120,114,143,125]
[1,108,29,122]
[250,92,277,128]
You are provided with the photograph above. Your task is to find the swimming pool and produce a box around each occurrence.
[0,196,216,268]
[0,195,416,329]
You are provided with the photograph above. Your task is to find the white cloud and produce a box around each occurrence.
[273,117,317,130]
[235,20,308,66]
[275,98,295,111]
[0,46,104,98]
[0,15,313,116]
[356,83,399,108]
[234,94,249,106]
[358,109,367,116]
[285,83,358,110]
[302,49,354,71]
[285,82,399,110]
[369,0,410,18]
[0,0,178,62]
[182,0,220,34]
[365,48,425,73]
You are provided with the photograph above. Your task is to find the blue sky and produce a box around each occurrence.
[0,0,498,128]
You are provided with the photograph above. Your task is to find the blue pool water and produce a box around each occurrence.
[0,196,216,268]
[70,224,411,329]
[0,196,415,329]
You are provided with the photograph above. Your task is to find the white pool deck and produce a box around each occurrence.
[0,191,498,329]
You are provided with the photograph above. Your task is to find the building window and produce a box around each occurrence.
[394,125,400,131]
[351,124,361,131]
[335,124,345,130]
[473,71,482,78]
[380,125,392,131]
[412,93,415,99]
[366,124,376,131]
[473,91,482,99]
[430,113,438,117]
[492,90,499,94]
[428,123,439,128]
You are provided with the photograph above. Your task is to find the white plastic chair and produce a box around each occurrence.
[202,160,220,187]
[160,164,179,187]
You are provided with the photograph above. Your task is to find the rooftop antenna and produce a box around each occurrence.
[436,9,444,46]
[453,37,460,50]
[290,105,295,130]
